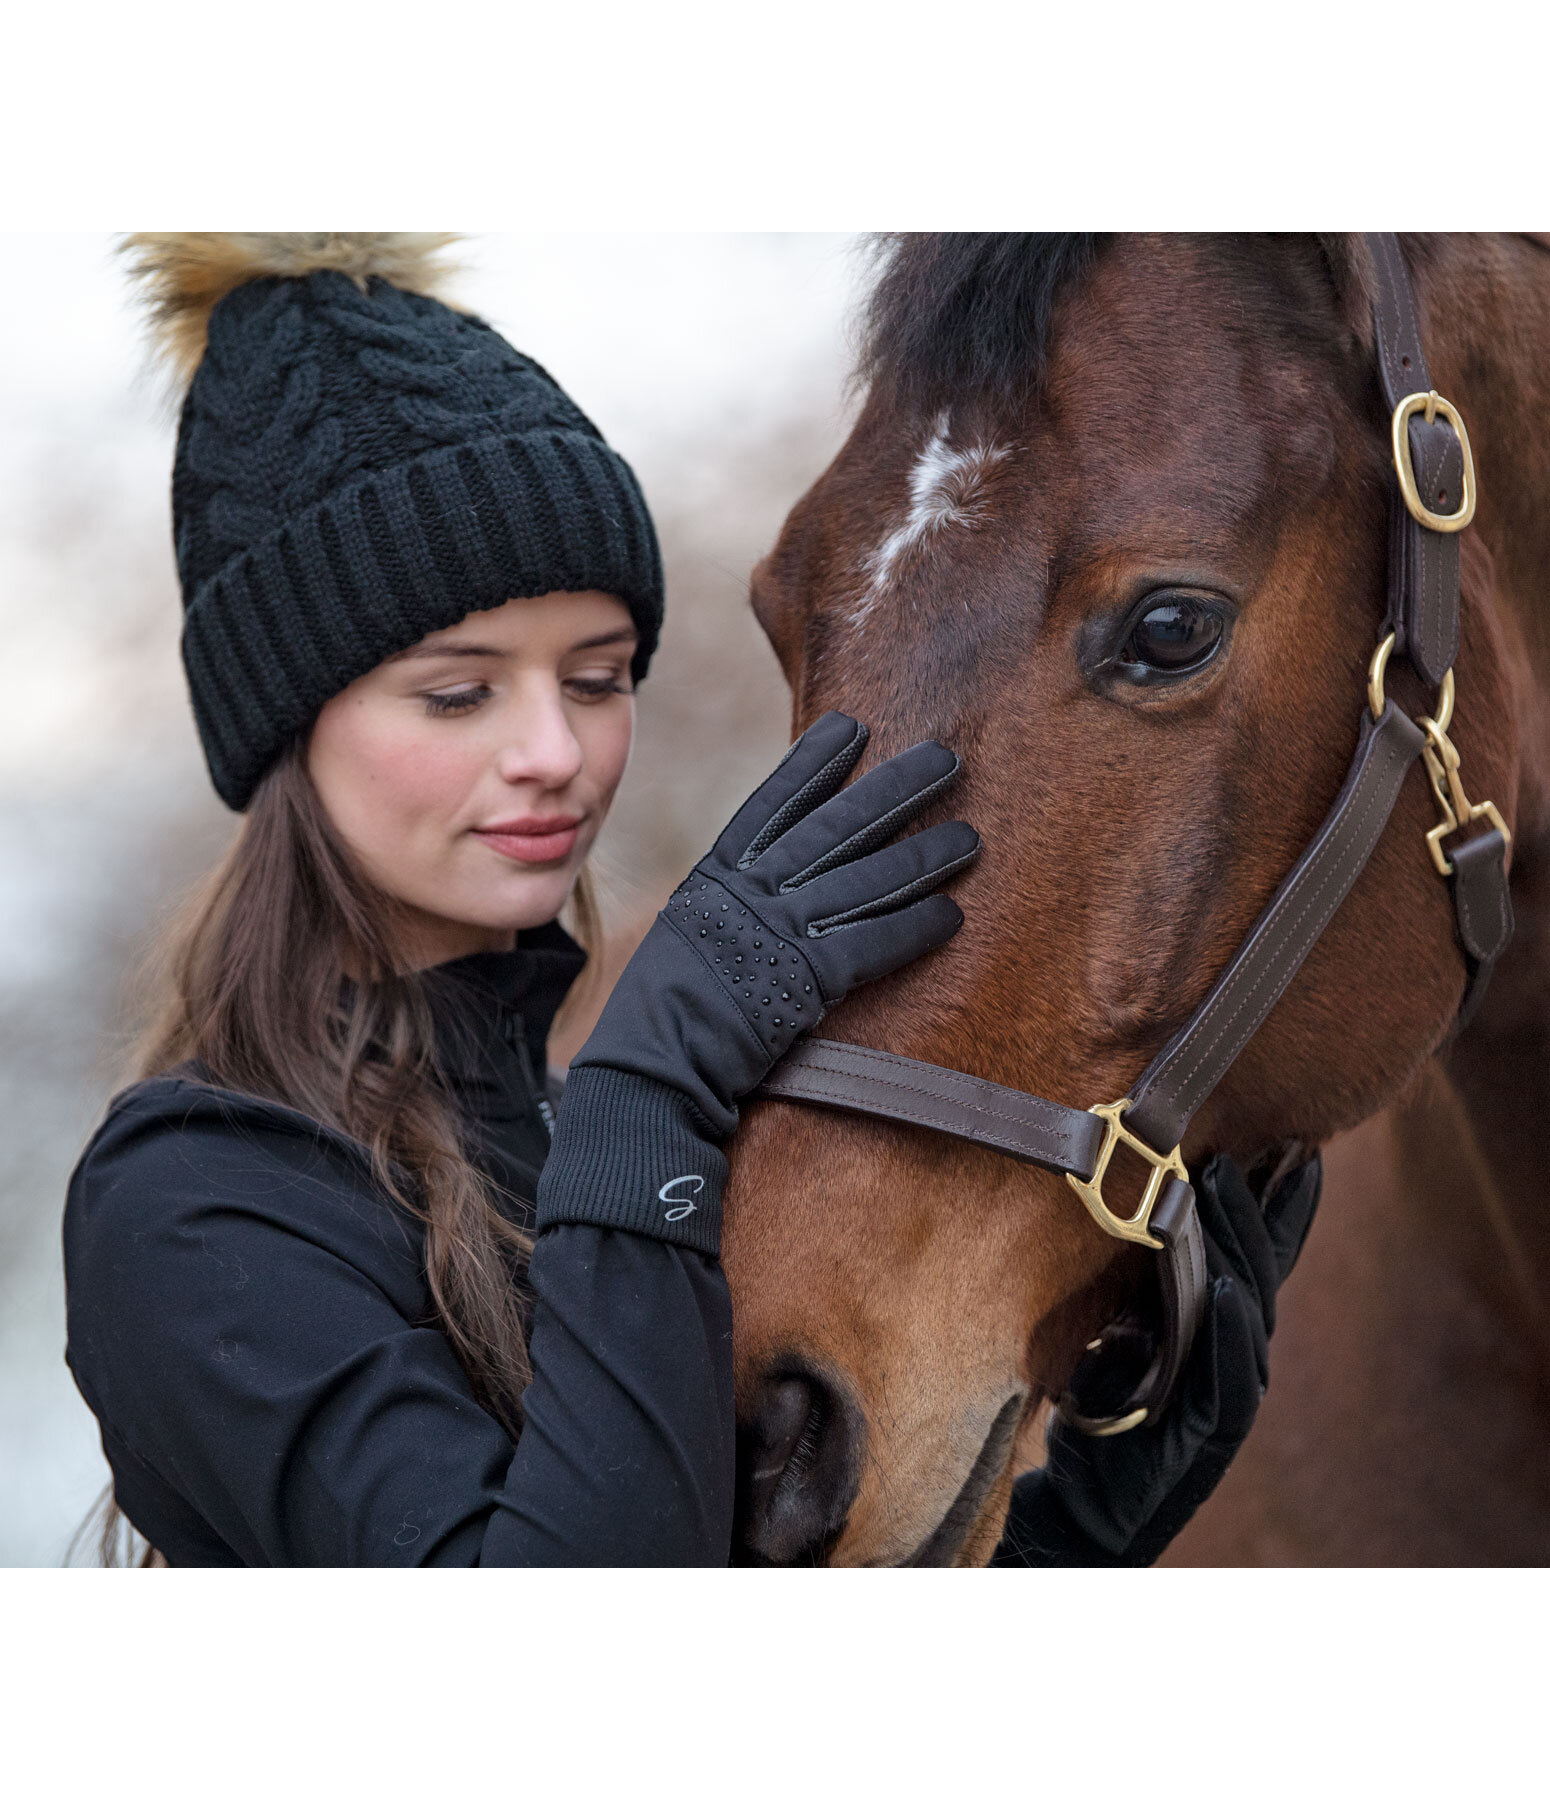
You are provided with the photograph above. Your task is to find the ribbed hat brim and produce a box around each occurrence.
[182,428,663,809]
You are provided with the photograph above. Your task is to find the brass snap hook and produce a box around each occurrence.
[1418,702,1512,878]
[1367,638,1505,878]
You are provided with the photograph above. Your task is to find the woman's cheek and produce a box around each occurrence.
[578,700,635,807]
[366,726,481,826]
[317,701,482,846]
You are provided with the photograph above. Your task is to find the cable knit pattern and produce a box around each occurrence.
[169,270,663,809]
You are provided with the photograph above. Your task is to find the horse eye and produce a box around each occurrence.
[1122,596,1224,673]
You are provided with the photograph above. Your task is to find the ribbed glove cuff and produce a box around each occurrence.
[536,1067,727,1257]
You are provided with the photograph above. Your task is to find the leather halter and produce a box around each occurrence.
[756,233,1516,1435]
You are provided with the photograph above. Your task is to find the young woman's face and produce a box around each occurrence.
[308,591,638,967]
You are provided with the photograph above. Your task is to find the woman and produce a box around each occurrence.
[64,235,1317,1566]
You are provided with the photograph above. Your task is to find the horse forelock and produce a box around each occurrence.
[857,232,1111,412]
[856,233,1379,420]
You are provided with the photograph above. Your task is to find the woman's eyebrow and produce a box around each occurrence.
[390,627,639,662]
[565,628,640,652]
[389,643,503,660]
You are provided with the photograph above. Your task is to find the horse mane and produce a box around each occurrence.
[857,233,1376,412]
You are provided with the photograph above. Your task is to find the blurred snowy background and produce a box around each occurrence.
[0,233,867,1564]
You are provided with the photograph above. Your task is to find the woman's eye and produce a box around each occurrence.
[565,674,630,701]
[423,685,489,716]
[1121,596,1225,674]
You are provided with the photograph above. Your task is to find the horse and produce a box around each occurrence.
[719,233,1550,1566]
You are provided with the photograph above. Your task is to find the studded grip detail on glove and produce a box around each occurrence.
[570,711,981,1139]
[661,874,821,1065]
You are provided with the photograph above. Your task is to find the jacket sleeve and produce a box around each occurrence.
[63,1081,735,1567]
[488,1225,734,1563]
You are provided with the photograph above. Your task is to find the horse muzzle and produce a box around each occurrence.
[732,1356,1027,1566]
[732,1355,865,1565]
[900,1390,1026,1566]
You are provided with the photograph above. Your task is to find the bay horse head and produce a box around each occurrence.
[723,233,1526,1565]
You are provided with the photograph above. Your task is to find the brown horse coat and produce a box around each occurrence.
[725,233,1550,1566]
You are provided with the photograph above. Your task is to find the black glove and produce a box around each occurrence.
[571,710,977,1131]
[991,1150,1322,1567]
[538,712,979,1253]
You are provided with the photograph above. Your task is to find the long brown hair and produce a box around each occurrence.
[86,735,599,1564]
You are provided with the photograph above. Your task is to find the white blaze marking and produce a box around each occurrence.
[850,410,1011,624]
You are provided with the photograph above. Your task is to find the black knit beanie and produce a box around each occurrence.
[125,234,664,810]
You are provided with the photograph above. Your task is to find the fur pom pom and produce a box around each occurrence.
[119,232,462,388]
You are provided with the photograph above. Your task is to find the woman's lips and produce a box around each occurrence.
[473,816,582,865]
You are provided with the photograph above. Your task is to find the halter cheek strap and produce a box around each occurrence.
[1121,701,1427,1154]
[756,232,1514,1434]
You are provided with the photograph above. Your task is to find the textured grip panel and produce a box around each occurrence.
[661,872,824,1063]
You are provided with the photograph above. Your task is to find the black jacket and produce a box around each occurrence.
[62,927,736,1566]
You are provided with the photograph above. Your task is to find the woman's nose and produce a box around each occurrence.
[493,686,585,790]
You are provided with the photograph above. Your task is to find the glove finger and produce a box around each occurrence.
[1115,1277,1267,1566]
[1194,1153,1277,1317]
[1263,1152,1323,1285]
[751,740,962,885]
[802,820,981,931]
[1197,1273,1268,1441]
[1044,1286,1250,1560]
[1041,1408,1160,1559]
[989,1468,1121,1567]
[806,892,964,999]
[715,713,869,868]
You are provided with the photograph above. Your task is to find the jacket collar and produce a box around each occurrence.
[425,920,586,1087]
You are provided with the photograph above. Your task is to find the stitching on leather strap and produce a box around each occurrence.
[1389,244,1428,382]
[1373,235,1407,395]
[1372,233,1429,401]
[789,1040,1086,1135]
[1425,529,1441,672]
[1454,838,1511,960]
[1159,727,1404,1106]
[1140,716,1414,1125]
[763,1066,1087,1168]
[1456,858,1480,945]
[773,1067,1076,1153]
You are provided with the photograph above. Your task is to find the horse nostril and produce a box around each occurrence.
[734,1360,864,1565]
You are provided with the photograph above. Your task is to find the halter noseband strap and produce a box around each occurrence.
[756,233,1514,1435]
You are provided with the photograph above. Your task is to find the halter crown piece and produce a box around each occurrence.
[758,233,1514,1434]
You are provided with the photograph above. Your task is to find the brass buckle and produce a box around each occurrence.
[1065,1099,1182,1250]
[1392,390,1476,533]
[1417,694,1512,877]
